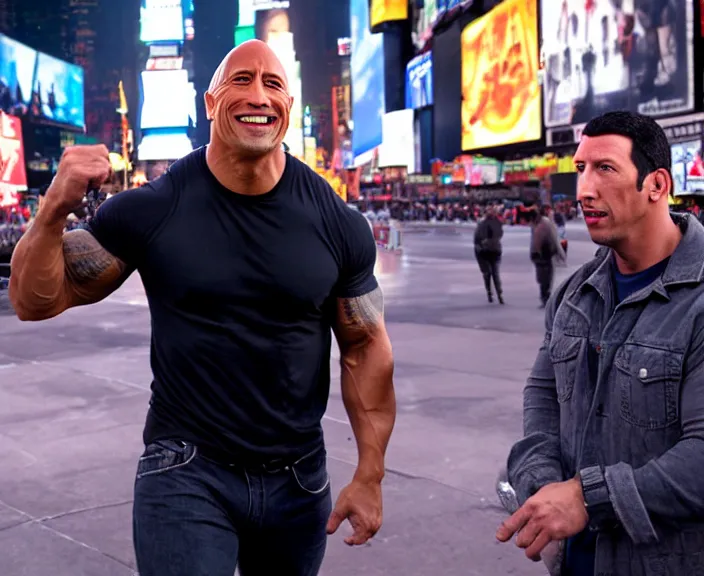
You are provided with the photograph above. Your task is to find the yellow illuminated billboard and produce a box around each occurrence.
[460,0,541,151]
[370,0,408,30]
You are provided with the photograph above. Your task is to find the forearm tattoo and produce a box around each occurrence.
[62,229,124,286]
[339,286,384,335]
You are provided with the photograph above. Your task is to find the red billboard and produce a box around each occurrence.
[0,112,28,207]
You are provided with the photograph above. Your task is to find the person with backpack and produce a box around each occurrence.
[474,205,504,304]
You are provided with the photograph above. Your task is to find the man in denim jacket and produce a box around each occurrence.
[496,110,704,575]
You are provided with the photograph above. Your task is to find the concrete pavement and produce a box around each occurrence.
[0,221,597,575]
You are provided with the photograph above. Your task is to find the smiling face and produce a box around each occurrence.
[205,40,293,158]
[574,134,669,248]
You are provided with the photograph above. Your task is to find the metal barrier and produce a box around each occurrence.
[372,222,402,251]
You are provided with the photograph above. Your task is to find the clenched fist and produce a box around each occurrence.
[41,145,111,223]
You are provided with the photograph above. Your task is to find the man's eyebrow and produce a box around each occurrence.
[227,68,252,78]
[263,72,285,82]
[574,156,622,165]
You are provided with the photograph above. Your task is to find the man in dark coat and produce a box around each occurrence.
[474,205,504,304]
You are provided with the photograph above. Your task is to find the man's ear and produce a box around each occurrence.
[204,91,215,120]
[288,95,294,112]
[646,169,670,203]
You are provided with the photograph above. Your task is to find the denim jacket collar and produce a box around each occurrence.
[581,213,704,304]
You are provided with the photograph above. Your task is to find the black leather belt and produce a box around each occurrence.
[198,443,322,473]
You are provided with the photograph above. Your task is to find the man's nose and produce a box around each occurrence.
[576,168,597,203]
[245,79,271,108]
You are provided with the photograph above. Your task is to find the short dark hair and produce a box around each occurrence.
[581,111,671,191]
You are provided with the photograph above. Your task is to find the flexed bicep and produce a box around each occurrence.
[62,229,133,306]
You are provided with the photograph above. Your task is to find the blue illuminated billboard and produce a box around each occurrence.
[350,0,385,159]
[0,34,38,117]
[405,51,432,109]
[32,52,85,130]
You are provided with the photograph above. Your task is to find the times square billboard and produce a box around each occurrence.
[0,112,28,207]
[0,33,85,131]
[140,0,185,44]
[249,1,304,159]
[137,0,198,161]
[541,0,694,127]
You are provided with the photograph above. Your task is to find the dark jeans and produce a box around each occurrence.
[477,251,502,296]
[534,261,554,305]
[133,439,332,576]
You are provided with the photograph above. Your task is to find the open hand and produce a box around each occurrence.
[496,478,588,561]
[326,479,383,546]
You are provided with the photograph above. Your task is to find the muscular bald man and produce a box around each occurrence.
[9,40,396,576]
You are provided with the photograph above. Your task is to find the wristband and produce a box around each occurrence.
[580,466,618,531]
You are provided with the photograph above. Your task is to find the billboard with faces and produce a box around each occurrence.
[541,0,694,128]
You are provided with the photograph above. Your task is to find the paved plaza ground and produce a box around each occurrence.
[0,221,596,575]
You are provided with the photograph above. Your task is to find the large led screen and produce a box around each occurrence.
[351,0,385,158]
[370,0,408,30]
[140,0,184,44]
[252,8,304,158]
[406,51,433,109]
[0,113,28,195]
[0,34,38,117]
[138,131,193,161]
[672,140,704,195]
[31,52,85,130]
[379,109,415,171]
[255,8,290,43]
[140,69,194,130]
[460,0,541,151]
[541,0,694,127]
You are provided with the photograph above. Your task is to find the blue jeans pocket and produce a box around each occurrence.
[136,440,198,479]
[291,447,330,495]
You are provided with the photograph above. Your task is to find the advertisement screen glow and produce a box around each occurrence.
[351,0,385,158]
[379,109,415,172]
[32,52,85,129]
[541,0,694,127]
[461,0,541,151]
[140,70,194,130]
[0,113,28,197]
[672,140,704,195]
[370,0,408,29]
[406,51,433,109]
[0,34,37,117]
[138,131,193,161]
[140,0,184,43]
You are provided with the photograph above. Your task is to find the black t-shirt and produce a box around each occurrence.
[87,147,378,461]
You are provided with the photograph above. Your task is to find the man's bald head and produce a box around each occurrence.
[208,40,289,94]
[204,40,293,158]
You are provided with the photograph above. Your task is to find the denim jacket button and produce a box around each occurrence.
[638,368,648,379]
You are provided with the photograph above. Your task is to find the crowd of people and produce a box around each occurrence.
[358,198,579,226]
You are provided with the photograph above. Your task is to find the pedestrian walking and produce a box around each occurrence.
[497,110,704,575]
[8,40,396,576]
[474,205,504,304]
[528,207,563,308]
